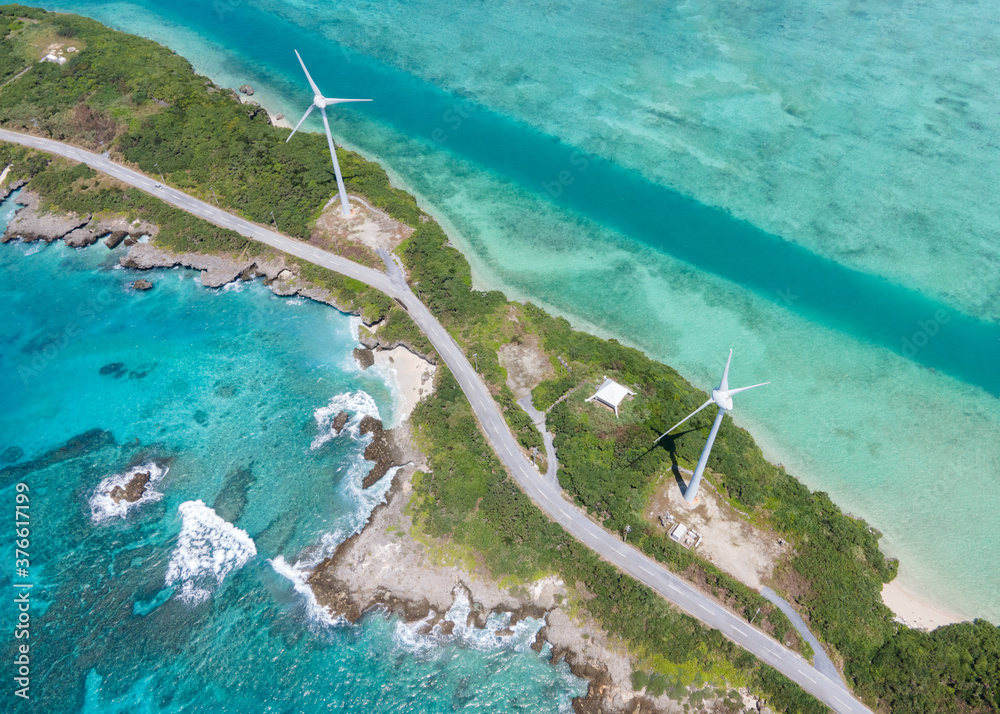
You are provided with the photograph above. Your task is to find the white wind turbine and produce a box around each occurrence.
[654,350,769,503]
[286,50,371,218]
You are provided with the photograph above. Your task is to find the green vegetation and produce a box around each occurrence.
[0,5,422,238]
[408,366,825,713]
[2,6,998,712]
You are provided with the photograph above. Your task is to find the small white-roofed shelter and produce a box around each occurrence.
[585,376,636,417]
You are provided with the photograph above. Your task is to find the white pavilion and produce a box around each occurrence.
[585,376,636,418]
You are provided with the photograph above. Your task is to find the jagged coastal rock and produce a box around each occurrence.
[1,190,90,243]
[305,467,662,714]
[0,194,430,358]
[133,279,153,291]
[353,347,375,369]
[109,470,151,504]
[0,190,158,246]
[358,415,402,489]
[332,411,350,435]
[63,226,100,247]
[239,84,254,96]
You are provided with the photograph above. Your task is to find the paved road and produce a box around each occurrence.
[762,586,841,683]
[0,128,872,714]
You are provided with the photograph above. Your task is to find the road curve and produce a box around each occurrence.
[0,128,872,713]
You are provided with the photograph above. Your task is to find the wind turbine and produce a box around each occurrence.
[286,50,371,218]
[654,350,769,504]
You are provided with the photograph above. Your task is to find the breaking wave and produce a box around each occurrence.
[165,500,257,605]
[393,587,546,656]
[310,390,381,450]
[269,555,344,627]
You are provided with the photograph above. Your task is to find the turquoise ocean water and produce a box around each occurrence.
[0,196,585,711]
[21,0,1000,622]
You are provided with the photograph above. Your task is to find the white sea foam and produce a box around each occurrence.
[310,390,381,450]
[269,555,343,627]
[292,464,400,574]
[392,587,546,656]
[165,500,257,605]
[89,461,167,523]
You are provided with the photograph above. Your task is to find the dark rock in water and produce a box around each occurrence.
[212,465,256,524]
[1,446,23,464]
[104,231,128,249]
[109,471,150,504]
[358,416,402,489]
[127,369,149,379]
[466,602,488,629]
[353,347,374,369]
[239,84,254,96]
[332,411,350,435]
[99,362,126,376]
[214,383,238,398]
[0,428,115,481]
[193,410,208,426]
[123,235,139,247]
[133,279,153,291]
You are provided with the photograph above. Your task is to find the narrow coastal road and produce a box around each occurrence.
[0,129,872,714]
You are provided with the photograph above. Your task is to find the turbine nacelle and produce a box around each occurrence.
[711,388,733,412]
[653,349,769,443]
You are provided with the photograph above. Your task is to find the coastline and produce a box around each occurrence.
[1,8,998,711]
[882,580,964,632]
[304,437,750,714]
[0,191,666,713]
[368,344,436,427]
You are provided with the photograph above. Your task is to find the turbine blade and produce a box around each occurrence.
[294,49,323,99]
[285,103,316,143]
[720,348,733,392]
[724,381,770,396]
[325,98,372,104]
[653,398,714,444]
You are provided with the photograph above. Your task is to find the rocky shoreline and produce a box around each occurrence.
[0,178,759,714]
[306,460,664,714]
[1,189,156,248]
[0,189,423,354]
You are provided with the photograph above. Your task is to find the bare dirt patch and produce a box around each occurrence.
[645,470,787,591]
[311,197,414,268]
[498,334,554,399]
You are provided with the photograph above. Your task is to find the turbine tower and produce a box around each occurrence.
[286,50,371,218]
[654,350,769,504]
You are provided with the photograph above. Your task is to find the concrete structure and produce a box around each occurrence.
[585,376,636,417]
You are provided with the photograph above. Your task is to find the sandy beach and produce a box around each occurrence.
[372,346,436,426]
[882,580,964,631]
